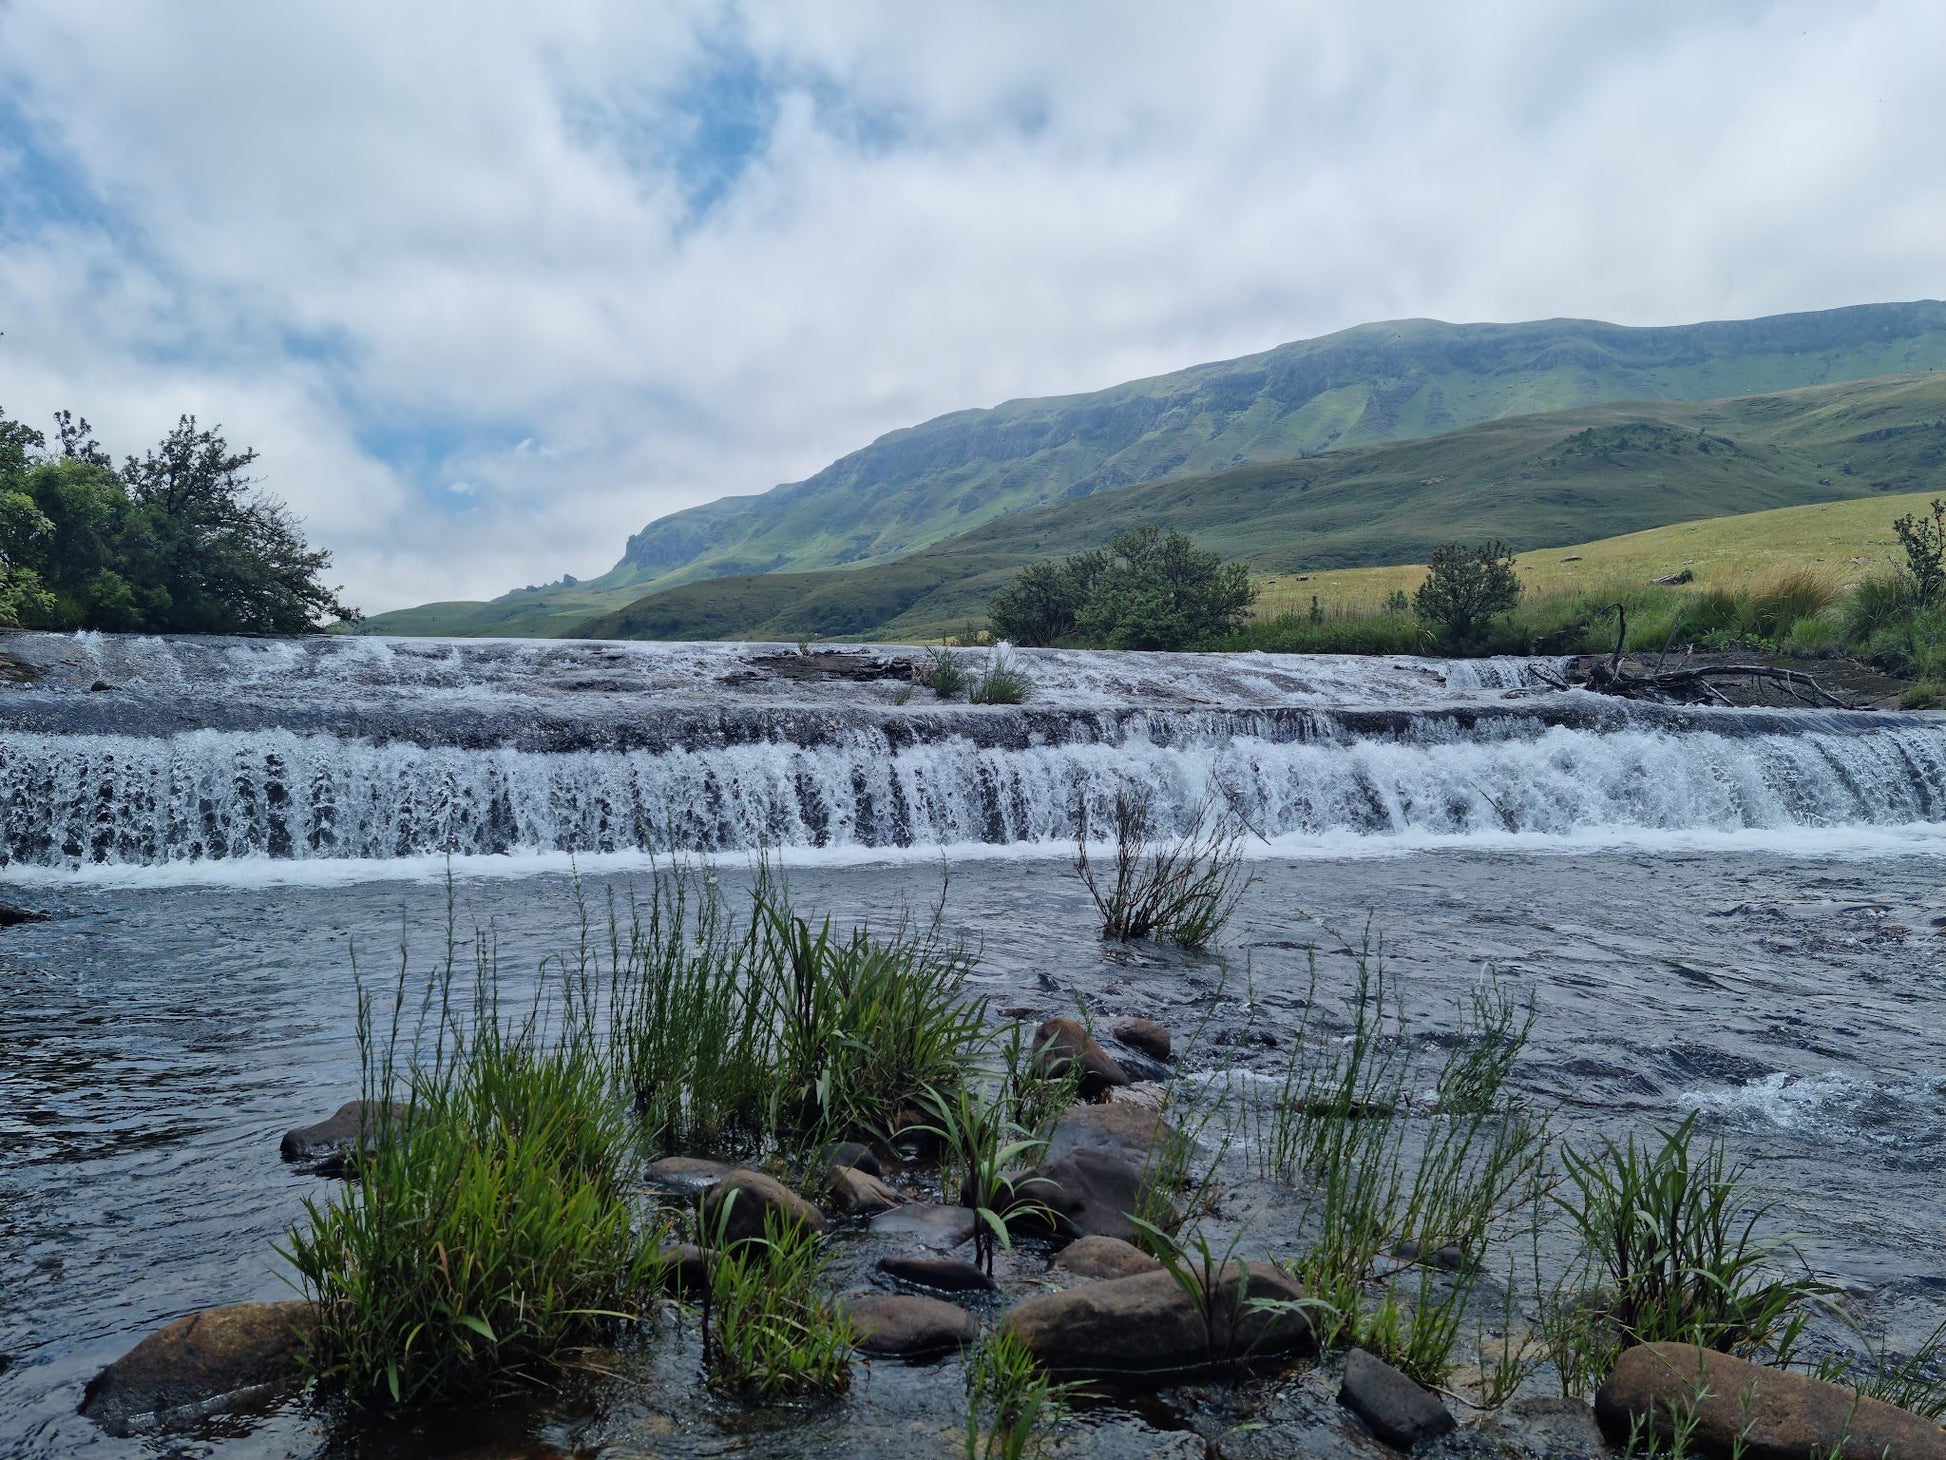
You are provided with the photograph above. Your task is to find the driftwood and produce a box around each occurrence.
[1571,603,1866,709]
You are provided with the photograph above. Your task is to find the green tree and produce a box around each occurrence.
[985,550,1108,646]
[1412,540,1522,647]
[1073,527,1256,650]
[1892,498,1946,608]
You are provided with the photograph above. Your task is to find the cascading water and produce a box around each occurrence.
[4,630,1945,869]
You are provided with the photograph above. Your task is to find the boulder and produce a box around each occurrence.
[278,1100,408,1175]
[0,902,50,928]
[1031,1017,1131,1097]
[823,1165,905,1217]
[655,1242,714,1299]
[869,1202,975,1250]
[1045,1100,1179,1170]
[1112,1017,1172,1061]
[1051,1235,1162,1280]
[645,1155,735,1193]
[1002,1261,1313,1374]
[699,1170,825,1248]
[820,1140,882,1177]
[1339,1348,1456,1449]
[79,1300,317,1436]
[1015,1147,1175,1245]
[1594,1342,1946,1459]
[877,1256,999,1294]
[847,1292,979,1358]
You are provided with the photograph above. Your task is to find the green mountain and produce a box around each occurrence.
[581,371,1946,643]
[364,301,1946,638]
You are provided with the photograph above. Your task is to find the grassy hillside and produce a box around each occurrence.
[580,371,1946,643]
[1252,490,1937,621]
[366,301,1946,637]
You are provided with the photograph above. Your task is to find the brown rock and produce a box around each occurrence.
[699,1170,825,1248]
[278,1100,409,1175]
[1594,1342,1946,1459]
[1044,1101,1179,1170]
[823,1165,905,1217]
[1015,1147,1175,1245]
[1031,1017,1131,1098]
[655,1242,715,1298]
[846,1292,979,1357]
[1050,1235,1162,1280]
[1112,1017,1172,1061]
[1002,1261,1313,1374]
[1339,1347,1455,1449]
[868,1202,975,1250]
[80,1300,317,1436]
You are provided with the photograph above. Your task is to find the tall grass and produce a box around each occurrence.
[967,644,1034,704]
[602,870,987,1155]
[700,1207,854,1398]
[963,1329,1076,1460]
[285,928,662,1411]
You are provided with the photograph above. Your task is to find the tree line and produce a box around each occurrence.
[0,407,355,634]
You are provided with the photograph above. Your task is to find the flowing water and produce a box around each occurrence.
[2,632,1944,1456]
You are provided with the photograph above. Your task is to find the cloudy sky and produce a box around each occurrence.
[1,1,1941,612]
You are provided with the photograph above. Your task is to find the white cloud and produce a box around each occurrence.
[0,0,1942,610]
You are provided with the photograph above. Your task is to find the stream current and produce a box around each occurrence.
[2,632,1943,1456]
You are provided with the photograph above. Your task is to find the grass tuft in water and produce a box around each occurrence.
[962,1328,1077,1460]
[1074,787,1247,948]
[699,1205,854,1398]
[966,644,1033,704]
[284,922,662,1411]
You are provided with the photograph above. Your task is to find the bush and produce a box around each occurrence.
[286,948,659,1410]
[1074,788,1247,948]
[1412,541,1523,647]
[987,526,1255,650]
[1894,498,1946,606]
[1741,571,1833,641]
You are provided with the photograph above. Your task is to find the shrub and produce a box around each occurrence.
[989,526,1255,650]
[1893,497,1946,606]
[1074,788,1247,947]
[700,1207,853,1398]
[967,644,1033,704]
[1412,541,1523,647]
[286,947,660,1410]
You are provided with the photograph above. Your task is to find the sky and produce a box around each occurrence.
[1,1,1942,614]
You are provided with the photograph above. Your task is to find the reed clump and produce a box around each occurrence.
[1075,788,1247,948]
[285,936,662,1411]
[700,1208,854,1398]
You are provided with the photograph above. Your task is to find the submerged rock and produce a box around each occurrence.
[278,1100,408,1175]
[80,1300,316,1436]
[846,1292,979,1358]
[876,1255,998,1294]
[1002,1261,1313,1374]
[1112,1017,1172,1061]
[868,1202,975,1250]
[1595,1341,1946,1459]
[1338,1348,1455,1449]
[1050,1235,1162,1280]
[700,1170,825,1247]
[823,1164,905,1217]
[0,902,51,929]
[1031,1017,1131,1097]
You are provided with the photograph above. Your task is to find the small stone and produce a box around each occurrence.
[79,1300,317,1436]
[700,1170,825,1248]
[1003,1261,1313,1374]
[824,1165,905,1217]
[1339,1348,1456,1449]
[278,1100,409,1175]
[645,1156,735,1193]
[1051,1235,1162,1280]
[1112,1017,1172,1061]
[877,1256,998,1293]
[1595,1341,1946,1459]
[820,1140,882,1177]
[846,1292,979,1358]
[869,1203,975,1250]
[1031,1017,1131,1098]
[88,679,113,692]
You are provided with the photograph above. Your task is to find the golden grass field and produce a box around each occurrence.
[1251,490,1939,621]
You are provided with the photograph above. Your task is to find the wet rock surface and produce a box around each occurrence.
[1032,1017,1132,1097]
[645,1156,736,1192]
[868,1202,976,1251]
[1111,1017,1171,1061]
[1595,1341,1946,1459]
[1337,1348,1455,1450]
[278,1099,408,1175]
[1018,1147,1173,1244]
[823,1165,905,1217]
[845,1292,978,1358]
[876,1256,998,1294]
[1050,1235,1162,1280]
[1002,1261,1314,1374]
[79,1300,316,1436]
